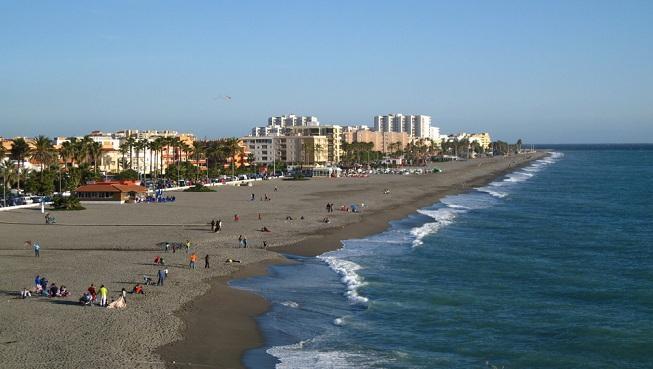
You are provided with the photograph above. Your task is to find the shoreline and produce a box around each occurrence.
[161,152,549,369]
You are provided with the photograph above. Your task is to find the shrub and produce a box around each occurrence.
[52,195,85,210]
[183,184,215,192]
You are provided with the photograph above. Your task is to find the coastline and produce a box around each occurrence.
[162,152,548,369]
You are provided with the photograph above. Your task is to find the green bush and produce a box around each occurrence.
[52,195,85,210]
[183,184,215,192]
[115,169,139,180]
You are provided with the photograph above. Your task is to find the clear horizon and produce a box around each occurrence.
[1,1,651,143]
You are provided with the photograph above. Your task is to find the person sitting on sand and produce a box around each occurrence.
[154,256,161,265]
[49,283,59,297]
[261,226,271,232]
[132,284,145,294]
[225,258,241,263]
[286,216,294,221]
[323,217,331,224]
[20,288,31,299]
[59,285,70,297]
[79,291,93,305]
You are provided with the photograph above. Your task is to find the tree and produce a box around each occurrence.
[10,137,32,191]
[125,136,136,170]
[88,141,103,174]
[32,136,54,170]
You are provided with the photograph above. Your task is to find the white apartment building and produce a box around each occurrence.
[373,114,432,139]
[429,126,441,141]
[250,125,284,137]
[241,137,278,164]
[268,114,319,127]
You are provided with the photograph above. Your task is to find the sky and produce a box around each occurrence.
[1,0,652,143]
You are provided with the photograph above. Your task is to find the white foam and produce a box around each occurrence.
[333,317,345,326]
[476,186,508,198]
[412,207,458,246]
[268,340,378,369]
[281,301,299,308]
[317,255,368,304]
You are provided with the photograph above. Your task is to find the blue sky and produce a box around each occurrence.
[1,0,651,143]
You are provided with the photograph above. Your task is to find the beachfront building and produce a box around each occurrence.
[241,137,278,165]
[74,181,147,204]
[373,114,433,139]
[444,132,493,151]
[250,125,284,137]
[342,130,411,154]
[276,135,329,165]
[268,114,319,127]
[466,132,492,150]
[285,125,342,164]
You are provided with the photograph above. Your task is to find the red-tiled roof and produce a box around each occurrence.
[75,182,147,193]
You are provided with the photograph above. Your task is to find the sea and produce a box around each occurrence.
[231,144,653,369]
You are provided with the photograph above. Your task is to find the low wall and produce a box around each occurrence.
[0,202,53,212]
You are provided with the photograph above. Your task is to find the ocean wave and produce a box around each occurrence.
[412,207,458,246]
[267,340,380,369]
[280,301,300,308]
[476,186,508,198]
[317,255,368,305]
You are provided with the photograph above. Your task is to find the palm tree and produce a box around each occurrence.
[10,138,32,191]
[88,141,103,174]
[118,141,129,170]
[125,136,136,170]
[223,138,242,177]
[149,138,163,179]
[0,143,6,162]
[32,135,55,171]
[314,143,325,164]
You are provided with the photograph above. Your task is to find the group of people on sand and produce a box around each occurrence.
[250,193,272,201]
[26,275,71,298]
[210,219,223,232]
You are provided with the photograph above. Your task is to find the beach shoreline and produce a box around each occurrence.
[160,152,548,369]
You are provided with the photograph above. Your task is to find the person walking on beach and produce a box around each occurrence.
[204,254,210,268]
[234,214,239,222]
[211,219,215,232]
[189,253,197,269]
[243,237,248,248]
[165,242,170,253]
[33,241,40,257]
[157,269,165,286]
[185,240,191,253]
[251,193,255,201]
[98,285,108,307]
[258,213,262,220]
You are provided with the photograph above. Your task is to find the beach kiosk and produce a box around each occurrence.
[74,181,147,204]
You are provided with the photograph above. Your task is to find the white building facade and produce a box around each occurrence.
[373,114,433,139]
[268,115,319,127]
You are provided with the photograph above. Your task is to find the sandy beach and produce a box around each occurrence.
[0,152,545,368]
